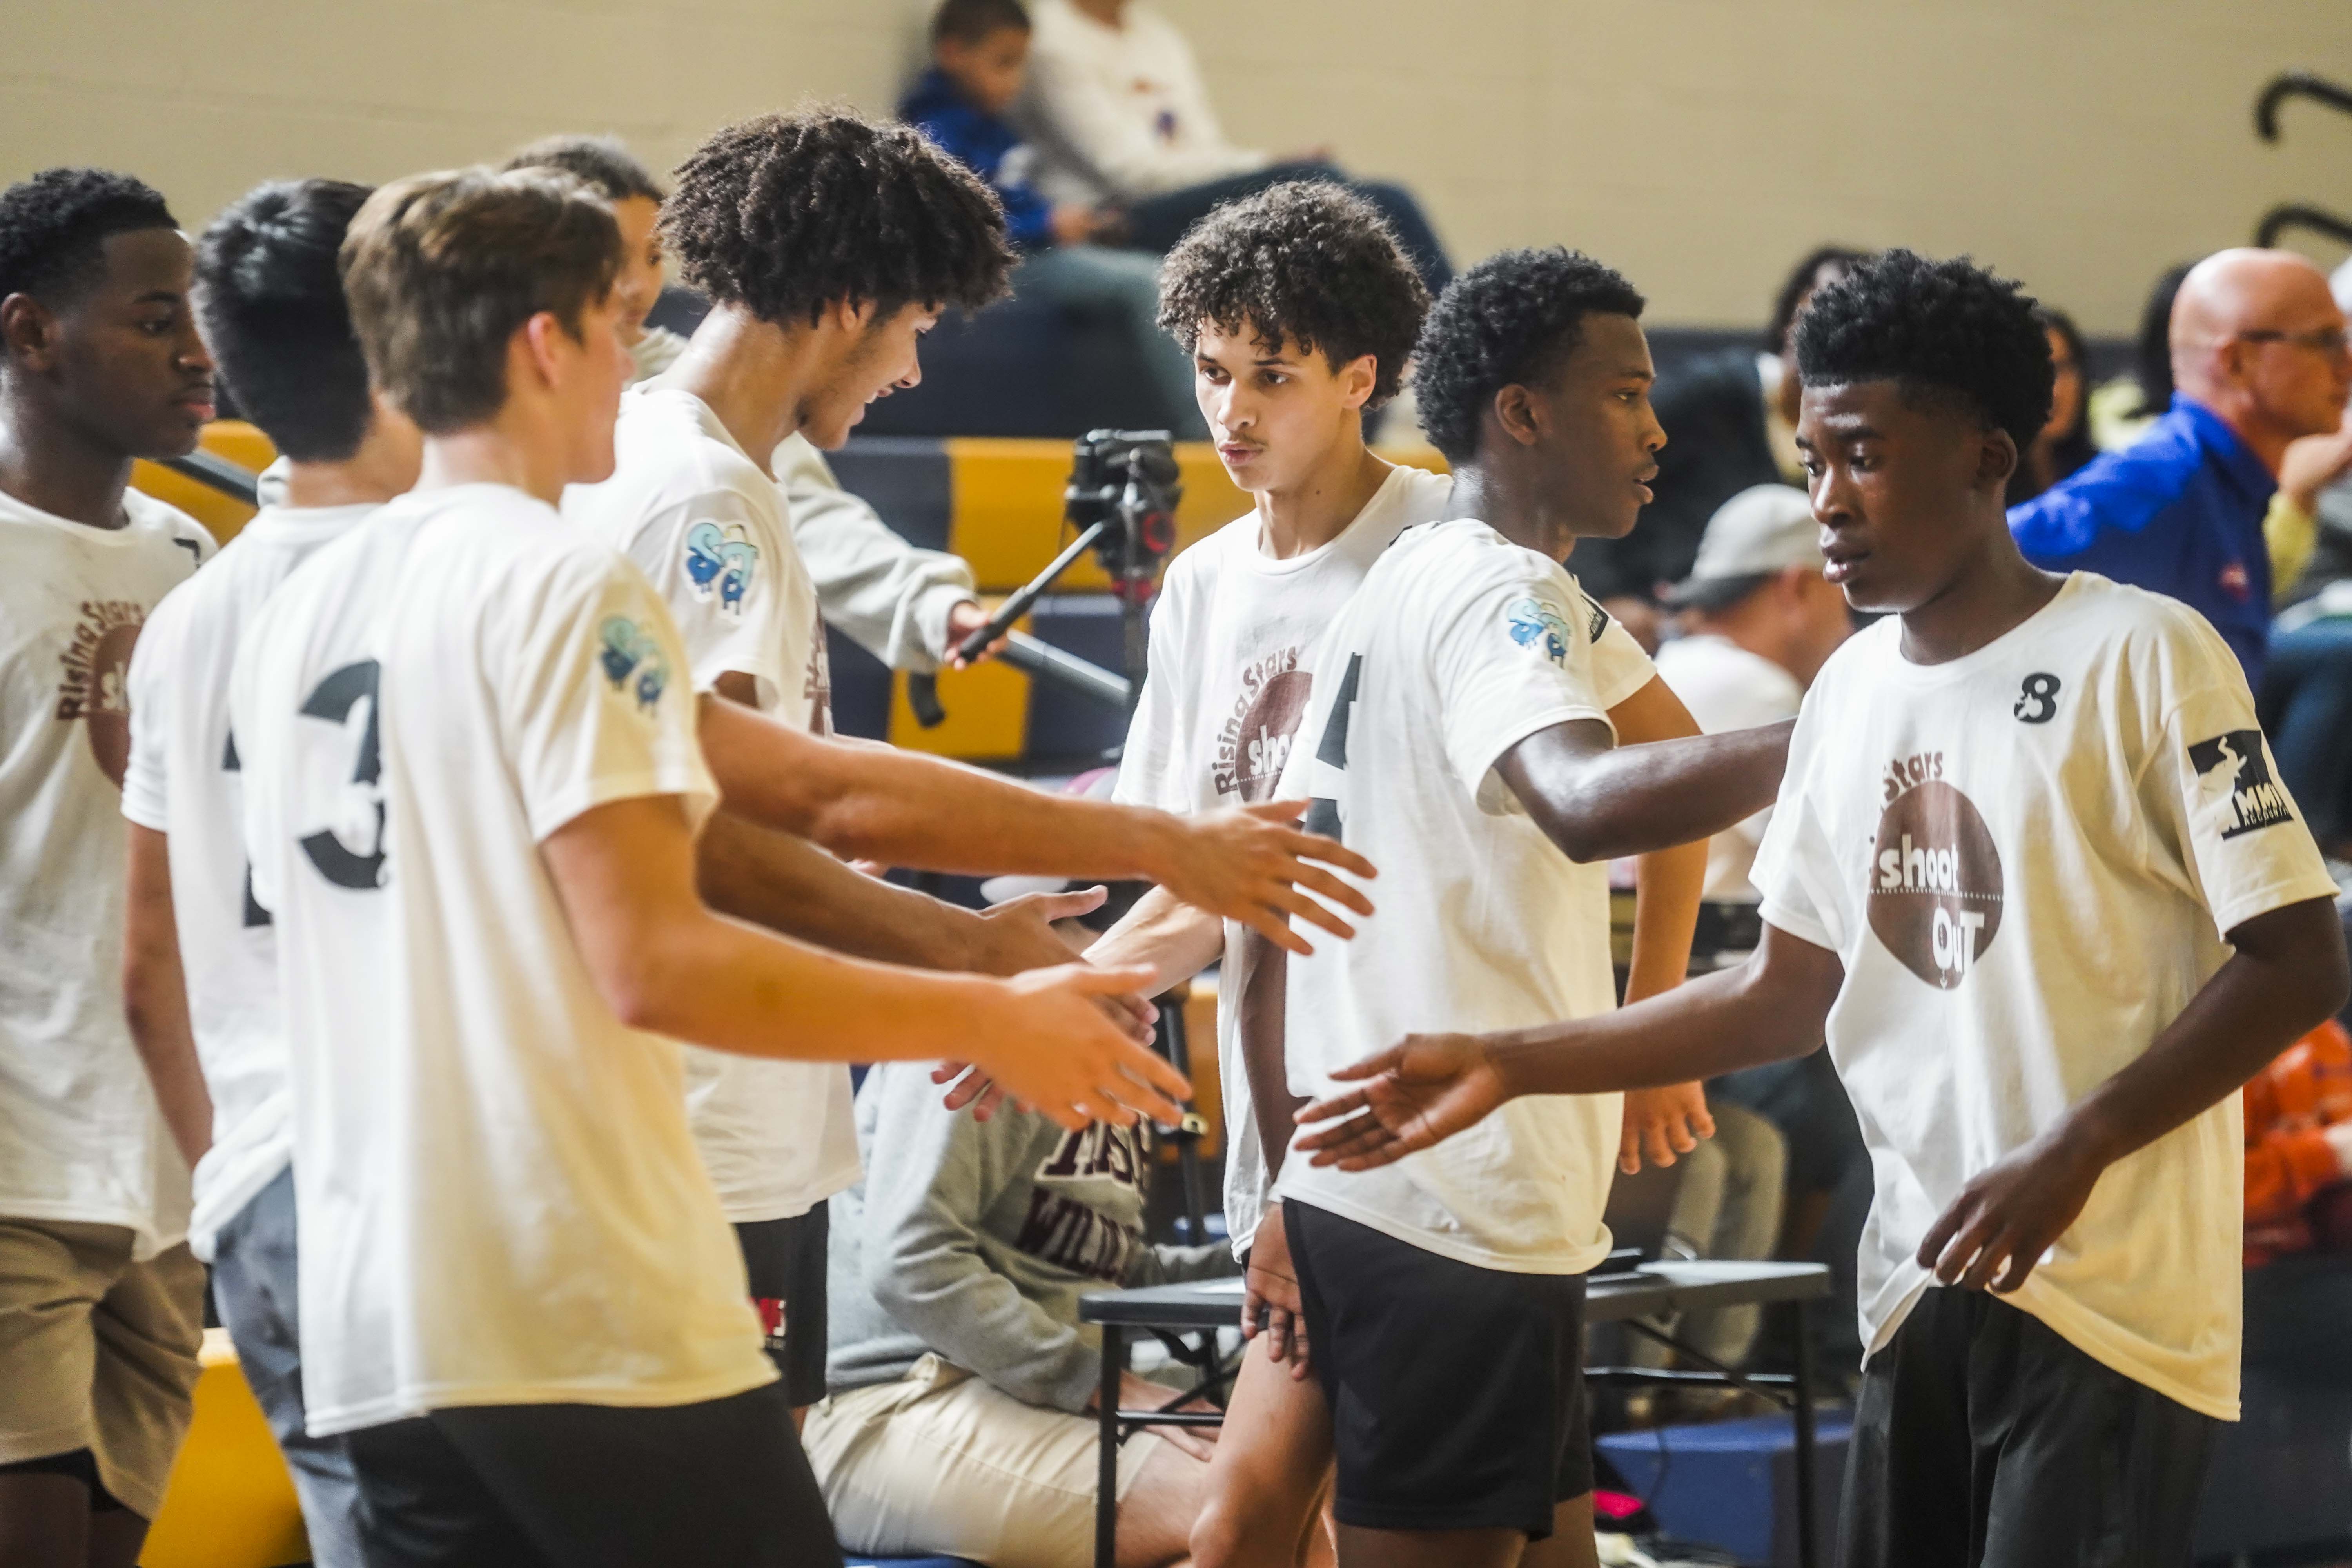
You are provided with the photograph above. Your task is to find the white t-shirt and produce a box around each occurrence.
[232,483,773,1436]
[0,485,212,1257]
[122,504,376,1261]
[1270,519,1657,1272]
[1652,633,1805,902]
[1113,465,1454,1254]
[1753,572,2338,1421]
[566,388,858,1224]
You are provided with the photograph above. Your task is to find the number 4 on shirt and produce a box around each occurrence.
[1301,654,1362,841]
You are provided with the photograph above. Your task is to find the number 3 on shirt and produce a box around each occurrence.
[1301,654,1362,840]
[2014,671,2062,725]
[298,659,389,891]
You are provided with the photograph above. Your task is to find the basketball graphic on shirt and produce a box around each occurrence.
[53,599,145,788]
[1867,768,2004,990]
[1212,646,1310,801]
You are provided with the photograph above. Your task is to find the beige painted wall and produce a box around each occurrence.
[5,1,2349,333]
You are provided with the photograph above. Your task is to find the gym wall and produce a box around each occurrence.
[4,0,2348,333]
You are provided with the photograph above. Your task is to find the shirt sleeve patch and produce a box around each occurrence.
[1506,597,1577,666]
[682,521,760,619]
[598,616,672,714]
[2189,728,2295,839]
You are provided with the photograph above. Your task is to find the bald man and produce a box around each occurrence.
[2010,249,2352,685]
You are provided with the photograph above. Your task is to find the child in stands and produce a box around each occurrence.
[0,167,216,1568]
[1296,251,2352,1568]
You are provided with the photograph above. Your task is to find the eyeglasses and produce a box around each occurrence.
[2236,327,2352,358]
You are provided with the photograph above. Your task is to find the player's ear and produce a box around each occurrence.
[1336,352,1378,412]
[0,292,61,372]
[1490,382,1544,448]
[1976,425,2019,492]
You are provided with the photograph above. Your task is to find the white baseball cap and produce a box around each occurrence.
[1663,484,1822,609]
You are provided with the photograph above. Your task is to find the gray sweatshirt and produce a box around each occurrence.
[827,1062,1236,1414]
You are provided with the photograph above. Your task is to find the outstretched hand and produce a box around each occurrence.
[1914,1130,2104,1294]
[1289,1032,1506,1171]
[974,962,1190,1131]
[1160,801,1376,956]
[1619,1082,1714,1174]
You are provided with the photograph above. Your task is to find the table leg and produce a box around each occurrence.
[1097,1323,1123,1568]
[1792,1300,1818,1568]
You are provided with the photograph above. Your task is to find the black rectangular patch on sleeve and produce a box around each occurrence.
[2188,728,2296,839]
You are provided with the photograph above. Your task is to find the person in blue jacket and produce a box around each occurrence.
[2011,249,2349,689]
[903,0,1204,436]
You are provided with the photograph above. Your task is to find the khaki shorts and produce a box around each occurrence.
[802,1354,1166,1568]
[0,1219,205,1519]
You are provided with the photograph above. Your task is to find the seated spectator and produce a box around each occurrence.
[903,0,1204,437]
[2006,307,2099,505]
[2011,248,2351,689]
[2243,1018,2352,1386]
[1572,245,1865,604]
[1652,483,1871,1387]
[807,1060,1238,1568]
[1008,0,1451,294]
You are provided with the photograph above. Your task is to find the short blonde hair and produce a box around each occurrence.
[339,166,619,434]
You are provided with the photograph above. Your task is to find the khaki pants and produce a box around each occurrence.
[0,1219,205,1519]
[803,1355,1165,1568]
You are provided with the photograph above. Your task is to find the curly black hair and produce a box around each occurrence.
[1792,249,2053,454]
[197,180,375,462]
[662,109,1013,326]
[1155,180,1428,408]
[502,134,666,204]
[0,167,178,310]
[1411,247,1646,463]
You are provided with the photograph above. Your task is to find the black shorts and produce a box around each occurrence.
[737,1207,829,1406]
[344,1380,840,1568]
[1841,1287,2217,1568]
[1285,1198,1593,1539]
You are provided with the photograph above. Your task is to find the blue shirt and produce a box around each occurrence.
[900,67,1054,252]
[2009,396,2276,686]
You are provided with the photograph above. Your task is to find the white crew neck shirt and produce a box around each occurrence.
[122,503,376,1260]
[1652,633,1805,902]
[566,387,858,1224]
[1270,519,1656,1270]
[0,484,212,1257]
[1753,572,2338,1420]
[1114,464,1454,1255]
[233,483,772,1436]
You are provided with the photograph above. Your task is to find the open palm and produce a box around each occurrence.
[1291,1032,1507,1170]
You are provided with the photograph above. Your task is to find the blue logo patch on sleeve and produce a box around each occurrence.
[683,521,760,618]
[1507,597,1575,666]
[599,616,671,713]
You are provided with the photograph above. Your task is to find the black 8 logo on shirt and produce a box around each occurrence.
[2013,672,2062,724]
[1868,752,2004,989]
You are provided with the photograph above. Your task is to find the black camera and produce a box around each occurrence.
[1065,429,1182,590]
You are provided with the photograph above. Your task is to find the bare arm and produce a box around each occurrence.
[1082,883,1227,996]
[697,694,1374,952]
[1607,676,1716,1172]
[1493,715,1795,866]
[539,793,1188,1130]
[1293,922,1845,1171]
[121,826,212,1169]
[1920,895,2349,1291]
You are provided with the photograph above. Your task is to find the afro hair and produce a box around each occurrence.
[1412,247,1646,463]
[196,179,376,462]
[1155,180,1428,408]
[661,109,1013,327]
[0,167,178,309]
[1792,249,2053,454]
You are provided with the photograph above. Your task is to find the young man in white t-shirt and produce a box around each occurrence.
[1295,252,2352,1568]
[117,178,419,1568]
[0,167,218,1564]
[232,166,1188,1568]
[567,113,1376,1422]
[1244,249,1791,1568]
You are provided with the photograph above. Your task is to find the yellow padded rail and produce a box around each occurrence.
[131,422,274,546]
[140,1330,309,1568]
